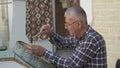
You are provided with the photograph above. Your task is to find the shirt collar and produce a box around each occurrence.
[76,25,91,41]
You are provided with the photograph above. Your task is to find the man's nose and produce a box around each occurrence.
[65,25,68,30]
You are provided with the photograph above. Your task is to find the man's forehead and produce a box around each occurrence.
[65,15,73,21]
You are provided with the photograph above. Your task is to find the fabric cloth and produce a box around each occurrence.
[26,0,53,43]
[44,26,107,68]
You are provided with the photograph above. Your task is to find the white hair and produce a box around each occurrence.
[64,6,88,25]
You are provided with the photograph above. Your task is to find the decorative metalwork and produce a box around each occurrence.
[13,41,54,68]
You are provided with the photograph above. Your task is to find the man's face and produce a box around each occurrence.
[64,15,79,36]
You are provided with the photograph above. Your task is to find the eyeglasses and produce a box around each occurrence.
[64,21,77,27]
[64,17,80,27]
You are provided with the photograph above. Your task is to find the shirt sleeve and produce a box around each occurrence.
[49,32,76,49]
[44,50,75,68]
[44,37,100,68]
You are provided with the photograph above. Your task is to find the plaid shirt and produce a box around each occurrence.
[44,26,107,68]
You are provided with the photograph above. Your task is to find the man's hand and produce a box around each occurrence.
[40,24,53,36]
[31,45,46,57]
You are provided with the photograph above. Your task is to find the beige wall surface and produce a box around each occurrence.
[91,0,120,68]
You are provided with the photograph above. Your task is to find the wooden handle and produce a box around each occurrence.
[32,32,41,39]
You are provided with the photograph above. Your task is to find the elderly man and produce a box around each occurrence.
[31,6,107,68]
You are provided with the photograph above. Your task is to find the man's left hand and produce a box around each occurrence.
[31,45,46,57]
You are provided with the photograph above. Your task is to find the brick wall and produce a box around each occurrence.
[92,0,120,68]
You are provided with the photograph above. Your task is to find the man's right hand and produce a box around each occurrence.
[40,24,53,36]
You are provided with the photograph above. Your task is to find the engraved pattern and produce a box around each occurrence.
[13,41,54,68]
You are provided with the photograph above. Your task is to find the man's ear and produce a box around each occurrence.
[78,21,82,28]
